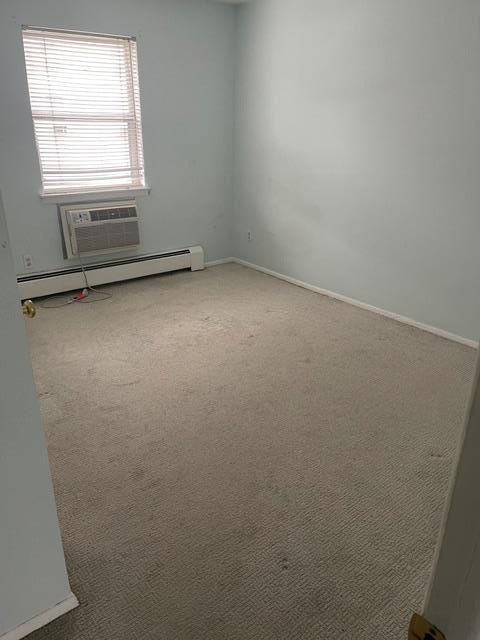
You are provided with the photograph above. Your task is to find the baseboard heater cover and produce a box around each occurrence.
[17,246,204,299]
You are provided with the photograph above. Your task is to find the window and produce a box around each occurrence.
[22,27,145,196]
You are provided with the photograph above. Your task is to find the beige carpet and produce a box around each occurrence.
[26,263,475,640]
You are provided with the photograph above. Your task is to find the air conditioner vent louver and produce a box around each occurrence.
[74,220,140,254]
[60,200,140,259]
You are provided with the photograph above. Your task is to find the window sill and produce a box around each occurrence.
[39,186,151,204]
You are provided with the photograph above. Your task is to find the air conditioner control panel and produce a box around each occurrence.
[70,211,91,224]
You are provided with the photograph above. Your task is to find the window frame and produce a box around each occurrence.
[22,26,149,201]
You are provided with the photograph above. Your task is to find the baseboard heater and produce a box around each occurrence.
[17,246,204,299]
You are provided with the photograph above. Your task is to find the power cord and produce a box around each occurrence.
[75,251,113,303]
[39,254,113,309]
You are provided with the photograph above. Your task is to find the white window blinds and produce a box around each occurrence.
[22,27,145,195]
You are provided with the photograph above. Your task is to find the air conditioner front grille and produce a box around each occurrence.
[74,220,140,254]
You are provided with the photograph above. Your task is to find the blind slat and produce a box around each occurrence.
[22,27,145,195]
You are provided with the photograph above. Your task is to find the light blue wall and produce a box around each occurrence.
[2,0,479,341]
[233,0,480,342]
[0,0,236,275]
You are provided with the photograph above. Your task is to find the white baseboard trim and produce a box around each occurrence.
[1,593,79,640]
[232,258,478,349]
[205,257,235,267]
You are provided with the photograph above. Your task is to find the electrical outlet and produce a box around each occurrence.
[247,230,253,242]
[23,254,33,270]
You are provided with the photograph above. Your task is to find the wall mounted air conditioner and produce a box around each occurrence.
[60,200,140,259]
